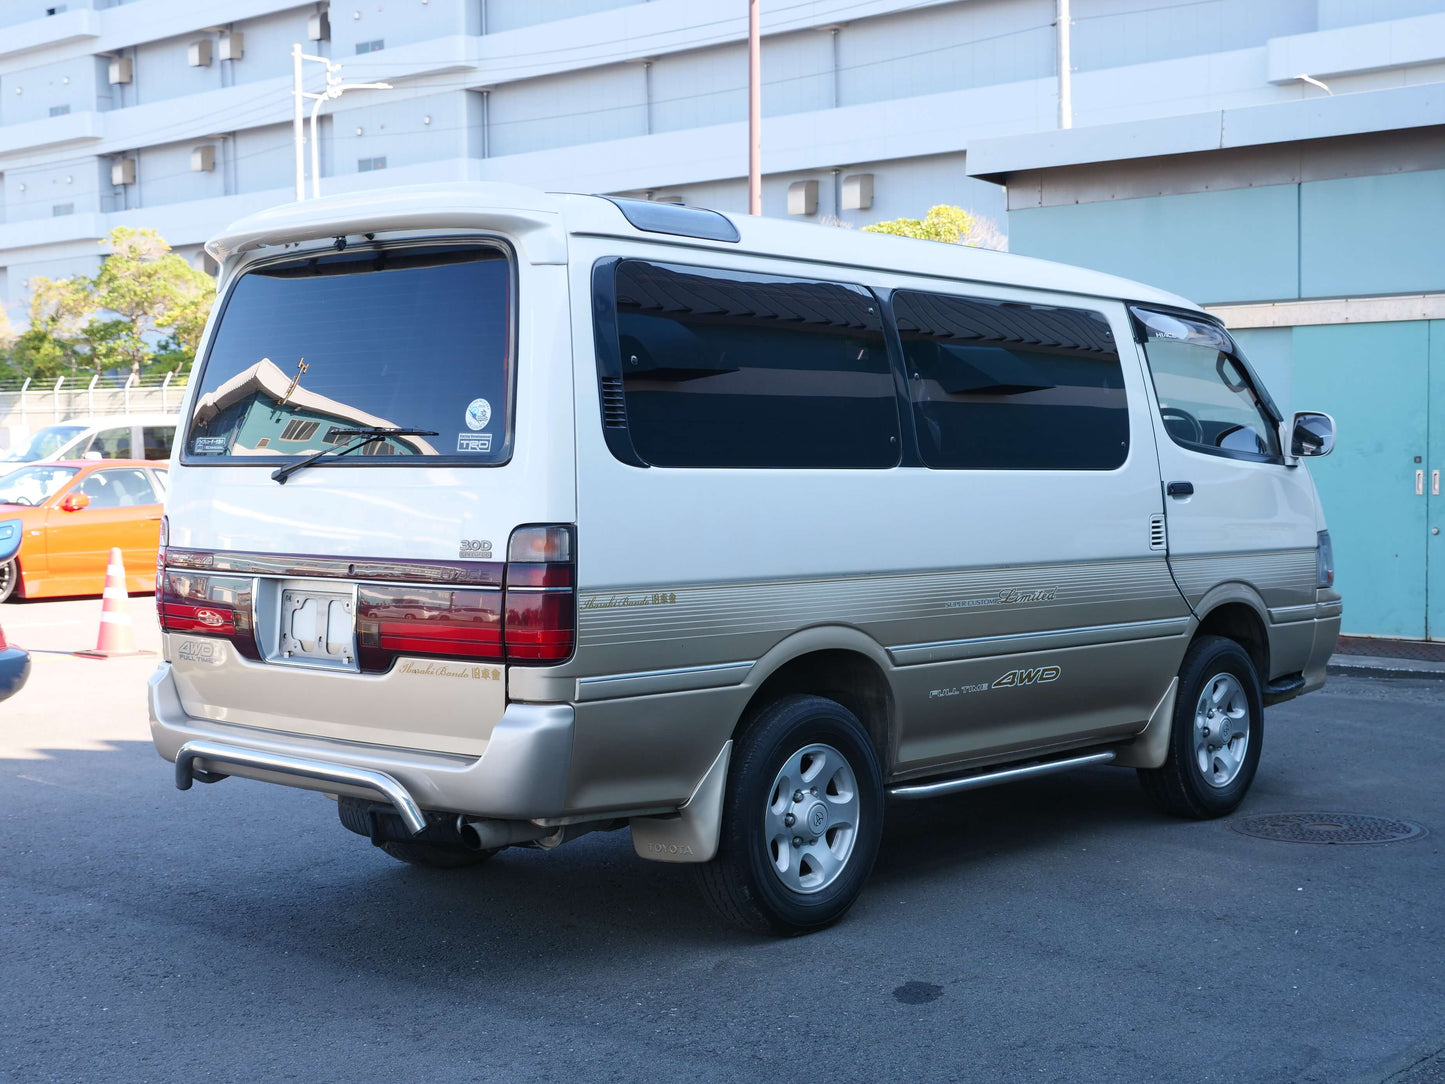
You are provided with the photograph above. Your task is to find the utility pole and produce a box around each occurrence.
[292,44,306,200]
[1057,0,1072,129]
[747,0,761,215]
[291,44,393,200]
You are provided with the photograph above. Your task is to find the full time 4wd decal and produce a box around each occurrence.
[993,665,1062,688]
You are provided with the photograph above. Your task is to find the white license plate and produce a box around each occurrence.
[279,588,356,669]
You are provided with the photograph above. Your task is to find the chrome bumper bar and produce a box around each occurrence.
[174,739,428,835]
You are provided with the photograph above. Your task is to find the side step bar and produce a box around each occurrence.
[173,739,428,835]
[888,750,1117,801]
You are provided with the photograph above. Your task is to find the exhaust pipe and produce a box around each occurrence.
[455,816,548,852]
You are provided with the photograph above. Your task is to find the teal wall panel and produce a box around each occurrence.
[1006,184,1300,304]
[1300,171,1445,299]
[1429,321,1445,639]
[1292,322,1430,639]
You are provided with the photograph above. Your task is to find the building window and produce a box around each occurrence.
[52,203,74,216]
[355,39,384,53]
[895,290,1129,471]
[279,419,321,442]
[608,260,900,469]
[357,156,387,172]
[49,104,71,116]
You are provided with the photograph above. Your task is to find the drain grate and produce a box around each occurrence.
[1232,812,1426,845]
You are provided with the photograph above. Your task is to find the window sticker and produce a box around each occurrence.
[457,433,492,453]
[192,436,227,454]
[464,398,492,431]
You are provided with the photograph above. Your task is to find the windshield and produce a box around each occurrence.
[3,425,86,463]
[0,465,80,505]
[185,243,513,465]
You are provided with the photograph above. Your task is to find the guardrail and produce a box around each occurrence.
[0,372,189,439]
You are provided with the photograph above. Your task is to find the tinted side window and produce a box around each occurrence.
[611,261,899,468]
[895,292,1128,470]
[78,468,156,509]
[89,427,133,460]
[143,426,174,460]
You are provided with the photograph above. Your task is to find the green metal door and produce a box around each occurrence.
[1293,322,1430,639]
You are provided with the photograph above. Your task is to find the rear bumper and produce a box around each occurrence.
[148,662,575,822]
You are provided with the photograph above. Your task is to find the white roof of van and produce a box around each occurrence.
[207,182,1200,312]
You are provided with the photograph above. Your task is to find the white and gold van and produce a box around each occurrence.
[150,183,1340,934]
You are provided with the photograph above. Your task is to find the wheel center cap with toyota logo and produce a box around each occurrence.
[806,801,828,837]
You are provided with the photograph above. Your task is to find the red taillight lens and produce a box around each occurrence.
[158,570,260,659]
[155,514,169,612]
[504,525,575,664]
[356,586,503,672]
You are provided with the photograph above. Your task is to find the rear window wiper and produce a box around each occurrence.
[271,427,440,485]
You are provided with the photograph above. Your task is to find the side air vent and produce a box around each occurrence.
[1149,513,1168,552]
[600,376,628,428]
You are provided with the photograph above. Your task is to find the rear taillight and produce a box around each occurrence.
[155,514,168,612]
[1316,530,1334,589]
[504,526,575,663]
[157,524,575,671]
[157,569,261,659]
[356,585,503,671]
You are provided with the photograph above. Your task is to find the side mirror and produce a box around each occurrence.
[60,493,90,512]
[1290,412,1335,458]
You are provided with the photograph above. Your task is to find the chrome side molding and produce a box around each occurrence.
[173,739,428,835]
[887,750,1117,800]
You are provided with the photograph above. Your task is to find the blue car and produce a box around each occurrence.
[0,621,29,703]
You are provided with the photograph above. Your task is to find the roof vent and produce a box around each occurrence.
[601,197,739,243]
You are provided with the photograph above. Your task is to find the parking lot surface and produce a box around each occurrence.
[1,596,1442,1083]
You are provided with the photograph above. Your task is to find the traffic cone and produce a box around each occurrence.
[75,547,153,659]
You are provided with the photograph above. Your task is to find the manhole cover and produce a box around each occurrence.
[1232,812,1426,845]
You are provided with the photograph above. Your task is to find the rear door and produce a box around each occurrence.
[161,235,575,756]
[1131,308,1319,628]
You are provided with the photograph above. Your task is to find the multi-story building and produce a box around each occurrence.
[2,0,1442,639]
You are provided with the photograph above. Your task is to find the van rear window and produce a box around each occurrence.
[185,243,512,465]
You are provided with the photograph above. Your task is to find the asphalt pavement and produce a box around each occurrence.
[1,596,1442,1083]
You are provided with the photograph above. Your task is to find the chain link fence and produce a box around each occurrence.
[0,372,189,451]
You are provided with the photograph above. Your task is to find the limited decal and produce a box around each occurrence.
[176,640,222,665]
[456,433,493,454]
[945,586,1060,610]
[581,592,678,610]
[458,539,493,559]
[400,660,501,681]
[464,398,492,431]
[929,682,990,699]
[192,436,227,454]
[993,665,1062,688]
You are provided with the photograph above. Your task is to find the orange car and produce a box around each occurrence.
[0,459,167,602]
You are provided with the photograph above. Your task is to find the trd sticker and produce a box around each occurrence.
[993,665,1062,688]
[192,436,227,454]
[456,433,492,453]
[464,398,492,431]
[176,640,221,664]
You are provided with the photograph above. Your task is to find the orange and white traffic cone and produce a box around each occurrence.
[75,547,151,659]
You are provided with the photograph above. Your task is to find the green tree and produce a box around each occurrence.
[10,227,216,381]
[862,204,1007,250]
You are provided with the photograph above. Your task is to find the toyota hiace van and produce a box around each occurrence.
[150,184,1340,934]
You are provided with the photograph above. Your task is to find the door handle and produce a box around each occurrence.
[1434,470,1440,496]
[1418,470,1426,496]
[1166,481,1194,498]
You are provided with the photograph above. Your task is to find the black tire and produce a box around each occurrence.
[378,840,498,869]
[0,560,18,604]
[1139,634,1264,819]
[694,694,884,936]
